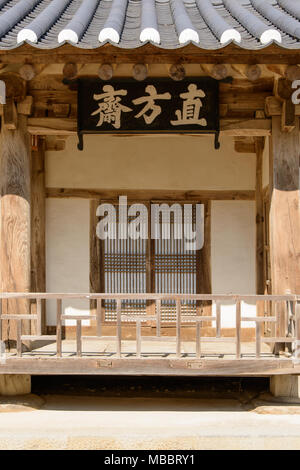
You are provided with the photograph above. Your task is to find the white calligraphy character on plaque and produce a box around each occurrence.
[133,85,171,124]
[171,84,207,127]
[91,85,132,129]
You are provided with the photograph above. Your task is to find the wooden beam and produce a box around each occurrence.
[281,99,296,132]
[231,64,262,81]
[52,103,70,118]
[63,62,77,79]
[46,188,255,201]
[265,96,282,116]
[132,63,148,81]
[0,42,300,65]
[17,95,33,116]
[285,65,300,81]
[31,137,46,334]
[0,357,298,376]
[269,117,300,342]
[28,117,77,135]
[3,98,18,130]
[265,96,300,117]
[19,64,35,81]
[211,64,229,81]
[98,64,113,81]
[0,115,31,345]
[169,64,185,81]
[220,119,271,136]
[255,137,265,295]
[27,117,271,136]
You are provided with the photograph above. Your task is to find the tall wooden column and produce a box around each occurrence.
[270,117,300,339]
[31,137,46,333]
[0,114,31,344]
[270,117,300,294]
[255,138,265,296]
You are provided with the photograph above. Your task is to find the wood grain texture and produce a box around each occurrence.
[270,117,300,344]
[196,200,212,320]
[47,188,255,201]
[255,138,265,296]
[89,199,102,325]
[0,357,297,376]
[27,117,271,136]
[31,137,46,333]
[0,114,31,343]
[270,117,300,295]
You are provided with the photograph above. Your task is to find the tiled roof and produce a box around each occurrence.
[0,0,299,51]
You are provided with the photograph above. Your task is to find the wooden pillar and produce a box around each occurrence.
[270,117,300,294]
[196,200,212,319]
[31,137,46,333]
[270,117,300,342]
[0,114,31,345]
[255,138,265,296]
[90,199,103,330]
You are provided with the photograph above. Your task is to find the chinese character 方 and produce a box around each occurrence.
[132,85,171,124]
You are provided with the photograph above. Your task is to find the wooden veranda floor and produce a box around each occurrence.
[18,337,273,359]
[1,338,298,377]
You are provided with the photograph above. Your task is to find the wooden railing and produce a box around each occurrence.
[0,293,300,361]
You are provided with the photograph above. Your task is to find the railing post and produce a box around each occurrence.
[136,319,141,358]
[96,298,102,337]
[17,320,22,357]
[56,299,62,358]
[176,300,181,358]
[76,320,82,357]
[216,300,221,338]
[256,321,261,358]
[156,299,161,337]
[196,320,201,359]
[116,299,122,358]
[295,301,300,364]
[236,300,241,359]
[36,298,42,336]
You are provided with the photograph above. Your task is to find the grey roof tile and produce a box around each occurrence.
[0,0,299,50]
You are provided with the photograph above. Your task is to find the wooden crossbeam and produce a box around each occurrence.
[27,117,271,137]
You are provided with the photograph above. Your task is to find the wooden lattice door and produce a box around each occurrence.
[101,200,209,322]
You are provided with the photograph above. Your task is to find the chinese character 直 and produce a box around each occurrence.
[171,84,207,127]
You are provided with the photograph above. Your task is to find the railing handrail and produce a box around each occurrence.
[1,292,299,362]
[0,292,299,301]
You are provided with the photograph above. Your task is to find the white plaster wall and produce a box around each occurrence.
[211,201,256,327]
[46,198,90,325]
[46,135,255,190]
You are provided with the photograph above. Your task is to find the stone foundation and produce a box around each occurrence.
[270,375,300,399]
[0,375,31,396]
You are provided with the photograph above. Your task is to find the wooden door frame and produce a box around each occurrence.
[89,193,212,325]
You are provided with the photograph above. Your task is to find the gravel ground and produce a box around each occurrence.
[0,376,300,450]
